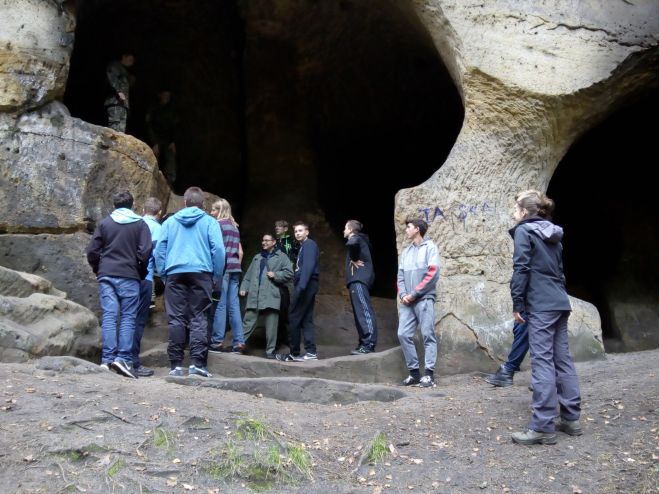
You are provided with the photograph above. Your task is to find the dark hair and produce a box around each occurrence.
[275,220,288,229]
[516,190,555,219]
[405,217,428,237]
[143,197,162,215]
[184,187,204,208]
[346,219,363,233]
[292,221,309,230]
[262,232,276,242]
[112,191,133,209]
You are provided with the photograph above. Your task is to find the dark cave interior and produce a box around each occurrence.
[63,0,657,348]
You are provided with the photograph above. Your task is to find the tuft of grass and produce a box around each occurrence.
[367,433,389,464]
[107,458,125,478]
[236,417,269,441]
[153,427,170,449]
[287,443,312,478]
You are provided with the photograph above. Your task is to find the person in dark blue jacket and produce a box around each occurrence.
[509,190,582,445]
[343,219,378,355]
[154,187,225,378]
[276,221,320,361]
[86,191,152,379]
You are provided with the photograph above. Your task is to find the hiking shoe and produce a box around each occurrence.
[208,343,224,353]
[169,367,184,377]
[232,343,246,354]
[418,375,436,388]
[275,353,295,362]
[134,366,154,377]
[511,429,557,445]
[485,365,514,387]
[302,353,318,360]
[556,418,583,436]
[400,375,421,386]
[110,359,136,379]
[100,363,110,371]
[189,365,213,378]
[265,352,277,360]
[350,346,371,355]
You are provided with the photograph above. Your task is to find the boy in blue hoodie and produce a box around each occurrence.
[154,187,224,377]
[87,191,152,379]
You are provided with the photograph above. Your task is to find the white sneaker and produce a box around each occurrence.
[302,353,318,360]
[418,375,436,388]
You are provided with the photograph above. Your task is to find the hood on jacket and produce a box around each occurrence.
[347,232,373,248]
[510,216,563,244]
[173,207,206,227]
[110,208,142,224]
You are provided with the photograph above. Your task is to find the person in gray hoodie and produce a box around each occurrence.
[509,190,582,446]
[154,187,224,377]
[86,191,152,379]
[397,218,440,388]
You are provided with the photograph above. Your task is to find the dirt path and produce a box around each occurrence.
[0,350,657,493]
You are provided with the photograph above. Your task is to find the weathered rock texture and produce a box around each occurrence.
[395,0,659,365]
[0,265,99,362]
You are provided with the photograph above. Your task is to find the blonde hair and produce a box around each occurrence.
[211,198,239,227]
[515,190,555,219]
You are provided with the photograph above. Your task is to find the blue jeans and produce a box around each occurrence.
[212,272,244,346]
[132,280,153,369]
[98,276,140,364]
[503,312,529,373]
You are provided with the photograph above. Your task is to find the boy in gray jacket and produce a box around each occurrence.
[397,218,440,388]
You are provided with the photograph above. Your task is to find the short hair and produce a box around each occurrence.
[211,198,238,226]
[112,191,133,209]
[275,220,288,229]
[184,187,204,208]
[262,232,276,242]
[143,197,162,215]
[515,190,555,219]
[405,218,428,237]
[346,219,362,233]
[292,221,309,230]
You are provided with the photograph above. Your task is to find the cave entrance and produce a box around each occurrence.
[548,89,659,352]
[64,0,463,299]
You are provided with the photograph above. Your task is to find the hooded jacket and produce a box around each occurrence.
[154,207,224,278]
[345,232,375,289]
[86,208,152,280]
[509,216,571,313]
[397,238,440,302]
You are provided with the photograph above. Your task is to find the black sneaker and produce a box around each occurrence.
[275,353,295,362]
[111,359,136,379]
[350,346,371,355]
[231,343,246,354]
[400,375,421,386]
[418,375,436,388]
[134,366,154,377]
[265,352,277,359]
[208,343,224,353]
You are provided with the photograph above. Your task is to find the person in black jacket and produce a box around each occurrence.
[86,191,152,378]
[508,190,582,446]
[343,219,378,355]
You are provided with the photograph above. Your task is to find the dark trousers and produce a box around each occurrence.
[277,285,290,347]
[133,279,153,369]
[288,278,318,355]
[348,281,378,350]
[164,272,213,368]
[528,310,581,432]
[503,312,529,373]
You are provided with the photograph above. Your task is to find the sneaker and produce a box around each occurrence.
[350,346,371,355]
[400,375,421,386]
[110,359,136,379]
[231,343,246,354]
[291,354,305,362]
[168,367,184,377]
[275,353,295,362]
[265,352,277,359]
[556,418,583,436]
[100,363,110,371]
[511,429,557,445]
[134,366,154,377]
[149,302,156,309]
[418,375,436,388]
[208,343,225,353]
[189,365,213,378]
[302,353,318,360]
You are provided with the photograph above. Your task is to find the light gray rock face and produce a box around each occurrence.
[0,0,75,112]
[0,266,99,363]
[395,0,659,365]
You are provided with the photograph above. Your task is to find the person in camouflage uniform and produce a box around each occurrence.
[104,52,135,133]
[146,89,179,186]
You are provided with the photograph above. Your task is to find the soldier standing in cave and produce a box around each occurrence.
[104,52,135,133]
[146,89,179,187]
